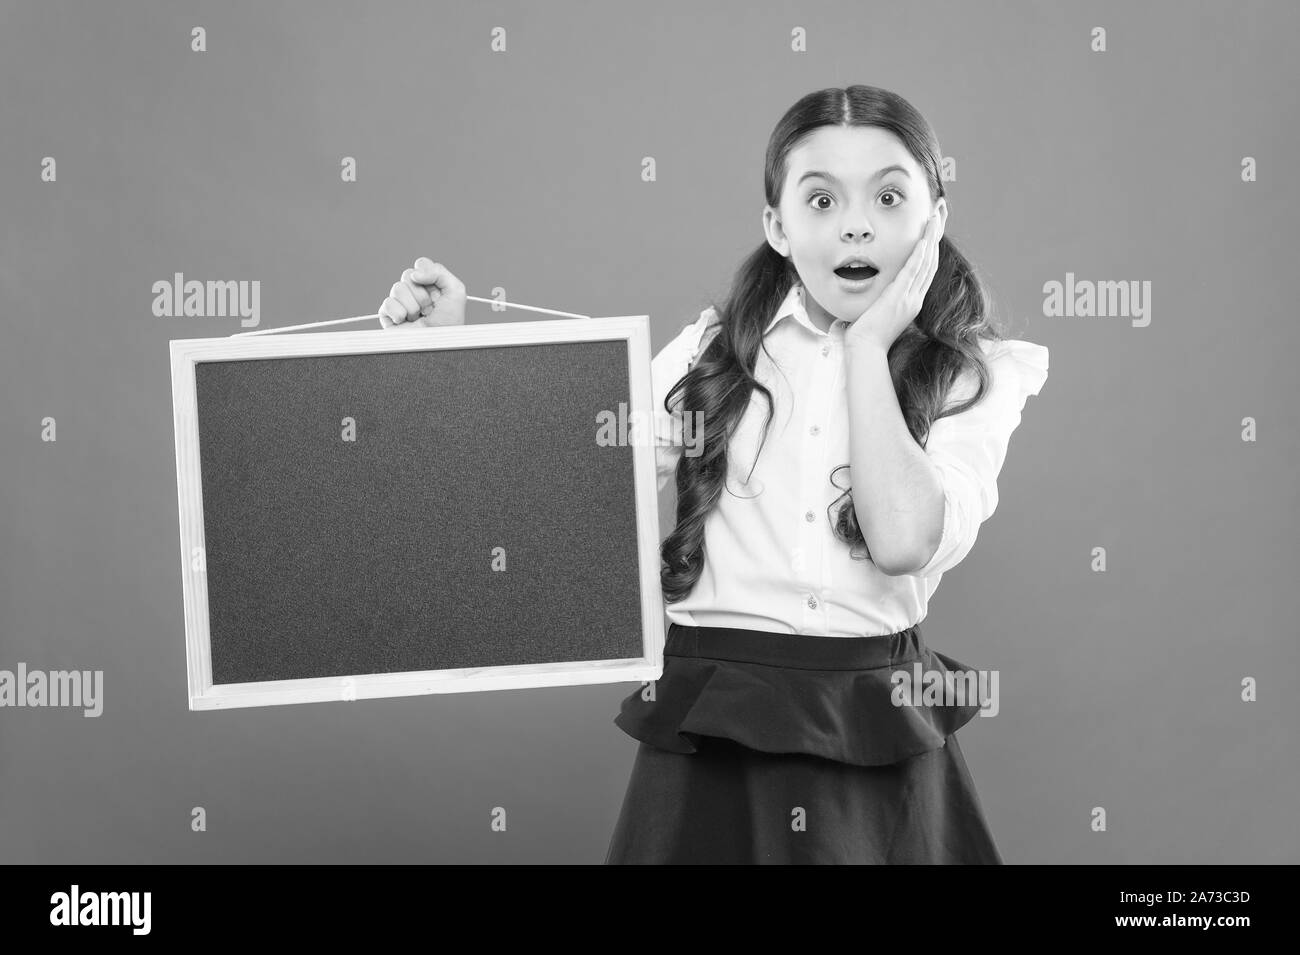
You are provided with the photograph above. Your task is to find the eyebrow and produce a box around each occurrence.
[796,165,912,187]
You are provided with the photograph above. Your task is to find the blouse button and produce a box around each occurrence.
[821,344,831,357]
[804,510,815,523]
[809,424,820,436]
[807,595,819,610]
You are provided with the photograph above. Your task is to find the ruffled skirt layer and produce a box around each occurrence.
[604,622,1003,864]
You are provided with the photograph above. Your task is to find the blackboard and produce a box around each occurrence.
[169,317,664,710]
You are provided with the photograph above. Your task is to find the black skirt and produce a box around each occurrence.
[604,621,1003,864]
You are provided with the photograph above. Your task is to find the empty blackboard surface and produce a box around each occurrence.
[170,317,663,709]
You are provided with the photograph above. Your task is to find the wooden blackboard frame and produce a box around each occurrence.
[169,317,664,710]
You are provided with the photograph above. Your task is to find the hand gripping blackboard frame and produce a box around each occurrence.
[169,317,664,710]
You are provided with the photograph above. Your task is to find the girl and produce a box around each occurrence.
[378,85,1048,865]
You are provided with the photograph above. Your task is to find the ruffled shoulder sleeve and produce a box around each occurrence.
[651,309,723,492]
[907,338,1050,578]
[937,338,1049,415]
[988,338,1049,401]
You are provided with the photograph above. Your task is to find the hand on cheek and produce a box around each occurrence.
[845,213,943,352]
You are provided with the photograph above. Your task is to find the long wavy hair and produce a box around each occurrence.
[661,84,1009,603]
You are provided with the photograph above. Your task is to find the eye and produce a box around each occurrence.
[807,188,906,211]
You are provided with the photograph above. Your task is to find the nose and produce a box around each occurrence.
[841,222,873,241]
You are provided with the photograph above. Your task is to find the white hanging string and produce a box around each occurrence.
[229,295,591,337]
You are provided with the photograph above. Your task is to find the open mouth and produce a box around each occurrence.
[834,265,879,281]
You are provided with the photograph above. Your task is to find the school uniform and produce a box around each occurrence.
[605,281,1049,864]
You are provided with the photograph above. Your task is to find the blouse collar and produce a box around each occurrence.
[766,281,849,338]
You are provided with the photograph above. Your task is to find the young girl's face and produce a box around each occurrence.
[763,125,947,333]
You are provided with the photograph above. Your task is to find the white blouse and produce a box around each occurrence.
[652,281,1049,638]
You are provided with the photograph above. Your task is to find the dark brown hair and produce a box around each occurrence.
[661,84,1008,602]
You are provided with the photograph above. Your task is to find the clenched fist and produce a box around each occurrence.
[378,258,467,328]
